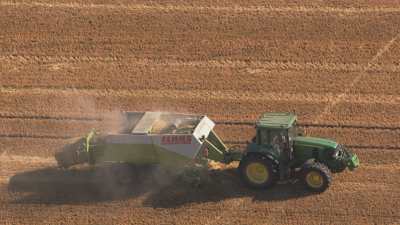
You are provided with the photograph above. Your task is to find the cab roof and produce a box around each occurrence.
[256,112,297,129]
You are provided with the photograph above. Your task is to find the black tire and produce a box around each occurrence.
[238,155,278,189]
[301,162,332,193]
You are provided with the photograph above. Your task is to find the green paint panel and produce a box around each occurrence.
[89,142,194,169]
[348,154,360,170]
[294,136,338,149]
[154,145,193,168]
[91,144,158,165]
[207,130,228,153]
[204,139,225,162]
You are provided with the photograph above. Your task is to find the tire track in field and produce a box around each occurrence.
[2,55,400,72]
[2,1,400,14]
[0,86,332,102]
[0,134,72,139]
[1,86,400,105]
[316,33,400,123]
[0,114,102,122]
[0,152,55,164]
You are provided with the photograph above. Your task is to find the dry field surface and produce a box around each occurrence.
[1,0,400,224]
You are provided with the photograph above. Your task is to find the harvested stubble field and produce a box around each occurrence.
[1,0,400,224]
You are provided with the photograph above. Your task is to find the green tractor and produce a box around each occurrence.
[237,112,359,192]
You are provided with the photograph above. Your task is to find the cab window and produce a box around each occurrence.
[259,129,269,145]
[270,129,288,148]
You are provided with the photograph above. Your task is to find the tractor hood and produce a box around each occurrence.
[294,136,338,149]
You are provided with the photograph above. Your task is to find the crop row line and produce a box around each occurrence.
[2,86,399,106]
[0,134,72,140]
[2,1,400,14]
[1,114,399,131]
[0,134,399,150]
[0,114,102,122]
[2,55,400,72]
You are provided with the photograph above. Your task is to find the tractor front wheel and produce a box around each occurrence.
[239,155,278,189]
[302,162,331,192]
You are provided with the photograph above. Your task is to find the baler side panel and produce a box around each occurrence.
[93,134,158,164]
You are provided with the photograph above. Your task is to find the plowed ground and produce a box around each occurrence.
[1,1,400,224]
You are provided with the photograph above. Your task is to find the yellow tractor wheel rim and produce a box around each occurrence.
[246,162,269,184]
[305,171,324,188]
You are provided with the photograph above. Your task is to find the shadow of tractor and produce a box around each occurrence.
[8,164,315,206]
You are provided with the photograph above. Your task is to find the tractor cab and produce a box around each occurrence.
[254,112,297,154]
[250,112,301,168]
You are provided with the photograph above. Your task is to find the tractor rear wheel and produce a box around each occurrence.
[301,162,331,192]
[239,155,278,189]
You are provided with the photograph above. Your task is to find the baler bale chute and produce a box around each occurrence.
[56,111,359,192]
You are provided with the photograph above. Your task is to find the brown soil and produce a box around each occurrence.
[1,1,400,224]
